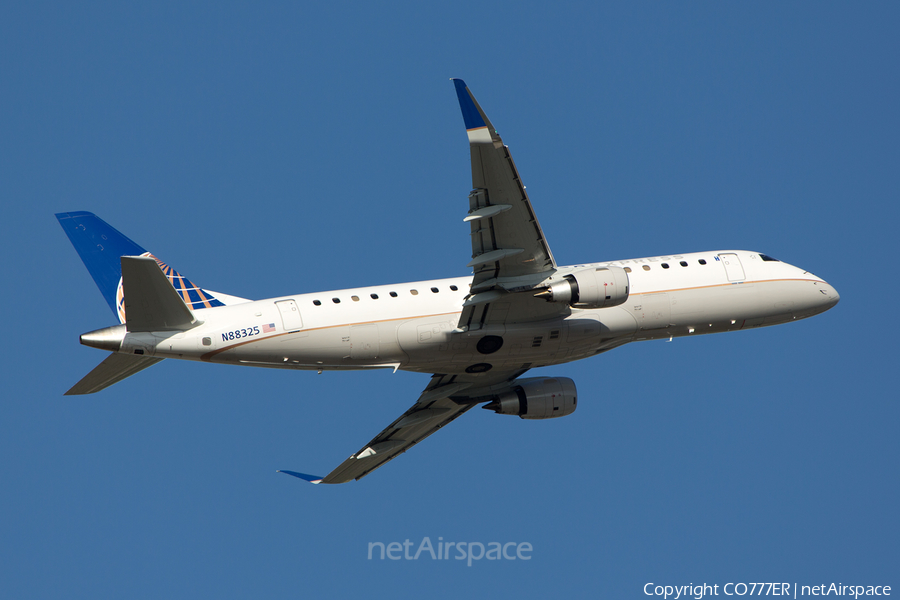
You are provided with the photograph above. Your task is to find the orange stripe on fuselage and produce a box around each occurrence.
[200,278,818,360]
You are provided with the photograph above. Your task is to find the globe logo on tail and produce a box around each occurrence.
[115,252,223,323]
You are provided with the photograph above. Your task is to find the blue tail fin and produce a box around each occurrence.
[56,211,225,322]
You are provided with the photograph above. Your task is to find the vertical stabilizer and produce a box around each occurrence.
[56,211,146,317]
[56,212,226,322]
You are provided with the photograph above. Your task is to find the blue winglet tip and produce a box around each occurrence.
[451,78,486,130]
[277,470,323,484]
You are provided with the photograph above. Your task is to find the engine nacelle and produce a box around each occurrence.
[535,266,629,308]
[483,377,577,420]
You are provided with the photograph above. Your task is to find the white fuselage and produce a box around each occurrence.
[113,250,839,377]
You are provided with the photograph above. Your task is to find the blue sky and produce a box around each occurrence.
[1,2,897,598]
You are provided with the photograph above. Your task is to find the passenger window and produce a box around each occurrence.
[313,300,321,306]
[661,263,670,269]
[410,290,418,295]
[351,295,359,302]
[332,298,341,304]
[389,291,398,297]
[370,293,379,299]
[431,287,439,293]
[450,285,458,291]
[698,259,707,265]
[680,261,688,267]
[642,265,651,271]
[624,267,632,273]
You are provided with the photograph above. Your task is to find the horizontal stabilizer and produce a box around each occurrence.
[122,256,197,332]
[65,352,164,395]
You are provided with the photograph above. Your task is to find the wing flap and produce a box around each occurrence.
[467,149,555,280]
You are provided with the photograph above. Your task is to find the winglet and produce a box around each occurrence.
[451,78,500,145]
[277,470,324,484]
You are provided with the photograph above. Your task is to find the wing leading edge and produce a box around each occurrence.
[452,79,556,287]
[452,79,568,331]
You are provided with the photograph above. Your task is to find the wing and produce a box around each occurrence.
[280,370,526,484]
[279,81,566,485]
[452,79,568,330]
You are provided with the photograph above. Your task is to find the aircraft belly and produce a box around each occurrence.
[669,284,761,324]
[349,324,380,360]
[631,292,672,331]
[751,279,830,326]
[665,280,823,328]
[399,310,639,374]
[622,280,826,338]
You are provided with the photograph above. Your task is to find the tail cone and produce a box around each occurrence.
[80,324,126,352]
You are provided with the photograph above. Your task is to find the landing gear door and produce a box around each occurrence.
[718,253,746,282]
[275,299,304,332]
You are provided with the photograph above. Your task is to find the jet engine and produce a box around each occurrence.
[482,377,577,420]
[534,266,629,308]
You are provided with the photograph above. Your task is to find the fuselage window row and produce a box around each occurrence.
[634,259,711,273]
[311,285,462,307]
[309,260,724,309]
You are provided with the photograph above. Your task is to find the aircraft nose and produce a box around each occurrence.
[827,283,840,307]
[785,279,839,322]
[812,279,840,313]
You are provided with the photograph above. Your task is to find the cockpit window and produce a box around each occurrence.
[759,254,779,262]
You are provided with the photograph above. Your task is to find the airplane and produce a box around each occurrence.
[56,79,840,484]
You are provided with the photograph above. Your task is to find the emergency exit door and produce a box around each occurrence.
[718,253,746,282]
[275,300,304,331]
